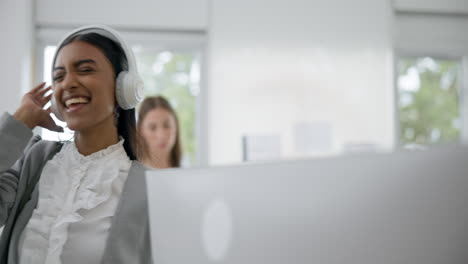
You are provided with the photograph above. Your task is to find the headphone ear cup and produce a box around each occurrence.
[116,71,144,110]
[50,96,65,121]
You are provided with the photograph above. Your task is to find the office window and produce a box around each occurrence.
[397,57,461,146]
[133,47,200,164]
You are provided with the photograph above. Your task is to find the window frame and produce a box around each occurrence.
[394,12,468,146]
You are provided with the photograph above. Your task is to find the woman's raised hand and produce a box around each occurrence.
[13,82,63,132]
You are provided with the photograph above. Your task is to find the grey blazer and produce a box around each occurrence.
[0,113,152,264]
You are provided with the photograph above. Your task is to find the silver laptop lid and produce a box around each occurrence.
[146,145,468,264]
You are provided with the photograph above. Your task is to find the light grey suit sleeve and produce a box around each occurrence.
[0,113,34,225]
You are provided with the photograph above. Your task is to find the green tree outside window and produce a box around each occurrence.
[398,57,461,146]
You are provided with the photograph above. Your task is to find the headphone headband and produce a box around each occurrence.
[51,24,144,112]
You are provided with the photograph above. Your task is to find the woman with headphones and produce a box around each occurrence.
[0,25,151,263]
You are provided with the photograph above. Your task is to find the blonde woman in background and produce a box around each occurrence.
[137,96,182,168]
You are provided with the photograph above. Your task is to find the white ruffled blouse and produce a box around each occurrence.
[18,139,132,264]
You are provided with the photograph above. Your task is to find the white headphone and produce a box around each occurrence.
[50,24,144,121]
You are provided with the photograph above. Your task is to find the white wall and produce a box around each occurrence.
[207,0,395,165]
[36,0,209,30]
[0,0,34,114]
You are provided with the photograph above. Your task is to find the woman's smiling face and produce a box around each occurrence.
[52,40,117,132]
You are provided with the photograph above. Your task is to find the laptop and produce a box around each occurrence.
[146,145,468,264]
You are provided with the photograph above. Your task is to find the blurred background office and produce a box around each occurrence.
[1,0,468,166]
